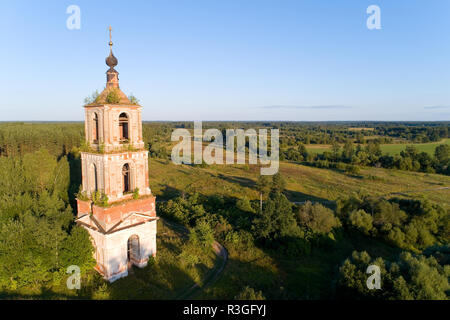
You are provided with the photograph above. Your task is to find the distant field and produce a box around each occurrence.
[305,138,450,156]
[380,139,450,155]
[304,145,332,154]
[149,159,450,208]
[348,127,375,131]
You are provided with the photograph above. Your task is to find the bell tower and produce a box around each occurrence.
[76,27,157,282]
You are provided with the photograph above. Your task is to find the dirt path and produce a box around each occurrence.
[160,218,228,300]
[176,241,228,300]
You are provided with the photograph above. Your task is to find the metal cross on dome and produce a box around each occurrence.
[109,26,113,49]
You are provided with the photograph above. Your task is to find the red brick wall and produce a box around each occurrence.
[77,199,91,217]
[92,196,156,224]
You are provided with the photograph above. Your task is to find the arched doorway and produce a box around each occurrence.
[127,235,140,265]
[119,113,129,142]
[122,163,130,193]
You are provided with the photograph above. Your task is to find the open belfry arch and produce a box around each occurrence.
[76,27,157,282]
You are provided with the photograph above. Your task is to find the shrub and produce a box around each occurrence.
[105,89,120,104]
[345,164,360,175]
[92,191,108,207]
[76,186,89,201]
[178,248,200,267]
[236,197,254,213]
[128,94,140,105]
[348,209,373,235]
[84,90,99,105]
[234,286,265,300]
[133,188,139,200]
[297,201,341,234]
[189,220,215,249]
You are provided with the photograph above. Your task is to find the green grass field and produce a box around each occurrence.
[304,138,450,156]
[380,138,450,155]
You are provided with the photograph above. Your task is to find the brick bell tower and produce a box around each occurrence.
[76,27,157,282]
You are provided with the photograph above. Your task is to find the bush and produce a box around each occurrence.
[128,94,140,105]
[92,191,108,207]
[345,164,360,175]
[189,220,215,249]
[133,188,139,200]
[105,89,120,104]
[234,286,265,300]
[296,201,341,235]
[224,230,254,250]
[84,90,99,105]
[236,197,254,213]
[178,247,200,267]
[348,209,373,235]
[337,196,446,252]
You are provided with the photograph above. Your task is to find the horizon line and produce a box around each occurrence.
[1,120,449,123]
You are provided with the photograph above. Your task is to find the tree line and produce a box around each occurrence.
[281,140,450,175]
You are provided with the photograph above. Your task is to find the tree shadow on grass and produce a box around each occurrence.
[215,173,256,189]
[195,255,285,300]
[0,287,78,300]
[283,190,335,209]
[107,260,198,299]
[158,185,182,200]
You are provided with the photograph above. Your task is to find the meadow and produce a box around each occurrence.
[305,138,450,156]
[380,138,450,155]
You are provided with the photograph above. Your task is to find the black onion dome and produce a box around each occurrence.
[106,51,118,68]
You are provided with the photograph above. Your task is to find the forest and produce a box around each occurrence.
[0,121,448,299]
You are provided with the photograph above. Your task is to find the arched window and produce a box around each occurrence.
[90,163,98,192]
[119,113,129,142]
[127,235,140,264]
[122,163,130,193]
[93,113,99,143]
[93,164,98,192]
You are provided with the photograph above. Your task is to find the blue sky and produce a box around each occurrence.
[1,0,449,121]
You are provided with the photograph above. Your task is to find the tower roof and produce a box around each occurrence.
[86,26,134,106]
[95,86,131,105]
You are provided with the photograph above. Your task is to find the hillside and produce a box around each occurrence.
[149,159,450,208]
